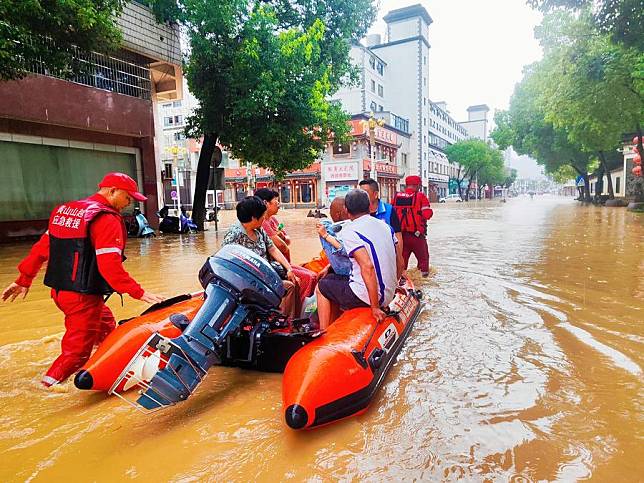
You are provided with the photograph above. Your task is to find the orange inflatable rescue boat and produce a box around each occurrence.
[74,244,423,429]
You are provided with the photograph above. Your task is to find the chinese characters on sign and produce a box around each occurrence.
[363,160,398,175]
[323,162,359,182]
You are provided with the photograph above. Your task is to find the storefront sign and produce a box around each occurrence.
[350,120,398,145]
[363,160,398,175]
[323,161,359,181]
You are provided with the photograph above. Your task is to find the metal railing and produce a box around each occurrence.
[26,39,152,100]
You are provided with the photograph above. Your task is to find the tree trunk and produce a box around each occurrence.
[598,151,615,200]
[191,133,218,230]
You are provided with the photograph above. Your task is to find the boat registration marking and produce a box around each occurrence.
[378,323,398,352]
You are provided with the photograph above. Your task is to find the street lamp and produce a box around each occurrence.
[361,112,385,181]
[164,144,186,230]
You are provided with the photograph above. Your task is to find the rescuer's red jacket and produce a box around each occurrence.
[392,188,434,236]
[15,194,144,299]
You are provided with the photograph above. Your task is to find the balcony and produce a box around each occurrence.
[25,40,152,100]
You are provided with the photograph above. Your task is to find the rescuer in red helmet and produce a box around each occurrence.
[1,172,164,388]
[392,175,434,276]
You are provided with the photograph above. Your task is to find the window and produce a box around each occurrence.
[333,142,350,155]
[164,163,173,179]
[378,84,383,97]
[376,105,382,111]
[371,79,376,92]
[402,153,407,165]
[615,176,621,193]
[162,103,172,109]
[369,56,375,69]
[424,77,427,86]
[423,56,427,65]
[423,117,426,126]
[174,115,183,125]
[174,132,186,141]
[163,116,174,127]
[370,101,377,112]
[172,100,182,108]
[377,62,384,75]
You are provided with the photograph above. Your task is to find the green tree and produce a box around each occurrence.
[536,11,643,199]
[503,168,518,189]
[0,0,125,81]
[154,0,375,228]
[491,60,595,201]
[527,0,643,50]
[445,139,504,201]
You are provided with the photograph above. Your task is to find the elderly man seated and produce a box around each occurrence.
[315,189,403,329]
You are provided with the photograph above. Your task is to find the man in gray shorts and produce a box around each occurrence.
[316,189,402,329]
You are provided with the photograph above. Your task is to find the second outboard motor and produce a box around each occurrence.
[135,244,284,410]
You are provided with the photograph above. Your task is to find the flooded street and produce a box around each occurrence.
[0,197,642,481]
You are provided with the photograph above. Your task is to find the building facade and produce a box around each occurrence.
[0,1,182,241]
[460,104,490,141]
[428,101,471,199]
[367,5,433,189]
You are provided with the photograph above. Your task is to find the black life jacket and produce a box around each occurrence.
[43,198,125,295]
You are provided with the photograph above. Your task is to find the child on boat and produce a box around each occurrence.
[316,197,351,276]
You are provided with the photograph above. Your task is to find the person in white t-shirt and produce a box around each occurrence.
[315,189,402,329]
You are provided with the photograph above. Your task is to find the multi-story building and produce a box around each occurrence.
[365,4,433,190]
[460,104,490,141]
[428,101,471,199]
[0,1,182,241]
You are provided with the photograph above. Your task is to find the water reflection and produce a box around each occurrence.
[0,197,641,481]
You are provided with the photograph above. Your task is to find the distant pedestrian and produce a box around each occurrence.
[392,175,434,277]
[1,172,164,388]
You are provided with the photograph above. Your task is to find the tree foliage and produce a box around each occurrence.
[445,139,505,200]
[0,0,125,81]
[527,0,643,50]
[154,0,376,227]
[492,9,642,201]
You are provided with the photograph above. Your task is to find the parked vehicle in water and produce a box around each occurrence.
[439,194,463,203]
[126,207,156,238]
[158,206,198,234]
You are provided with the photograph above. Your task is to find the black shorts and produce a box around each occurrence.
[318,274,369,311]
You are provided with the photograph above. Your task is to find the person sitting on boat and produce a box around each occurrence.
[254,188,291,260]
[316,196,351,276]
[315,189,402,329]
[254,188,317,305]
[359,178,405,274]
[222,196,300,319]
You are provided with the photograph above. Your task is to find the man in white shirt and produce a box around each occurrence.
[315,189,402,329]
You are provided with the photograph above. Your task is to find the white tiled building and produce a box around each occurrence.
[428,101,471,198]
[330,4,483,201]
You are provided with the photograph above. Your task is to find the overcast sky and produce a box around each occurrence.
[368,1,547,177]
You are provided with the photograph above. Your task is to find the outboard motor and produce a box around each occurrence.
[135,244,284,410]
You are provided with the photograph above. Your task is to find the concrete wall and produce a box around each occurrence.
[388,18,419,42]
[117,2,181,65]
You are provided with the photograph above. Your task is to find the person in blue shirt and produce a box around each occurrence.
[316,197,352,276]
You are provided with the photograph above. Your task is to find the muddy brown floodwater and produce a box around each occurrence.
[0,196,642,481]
